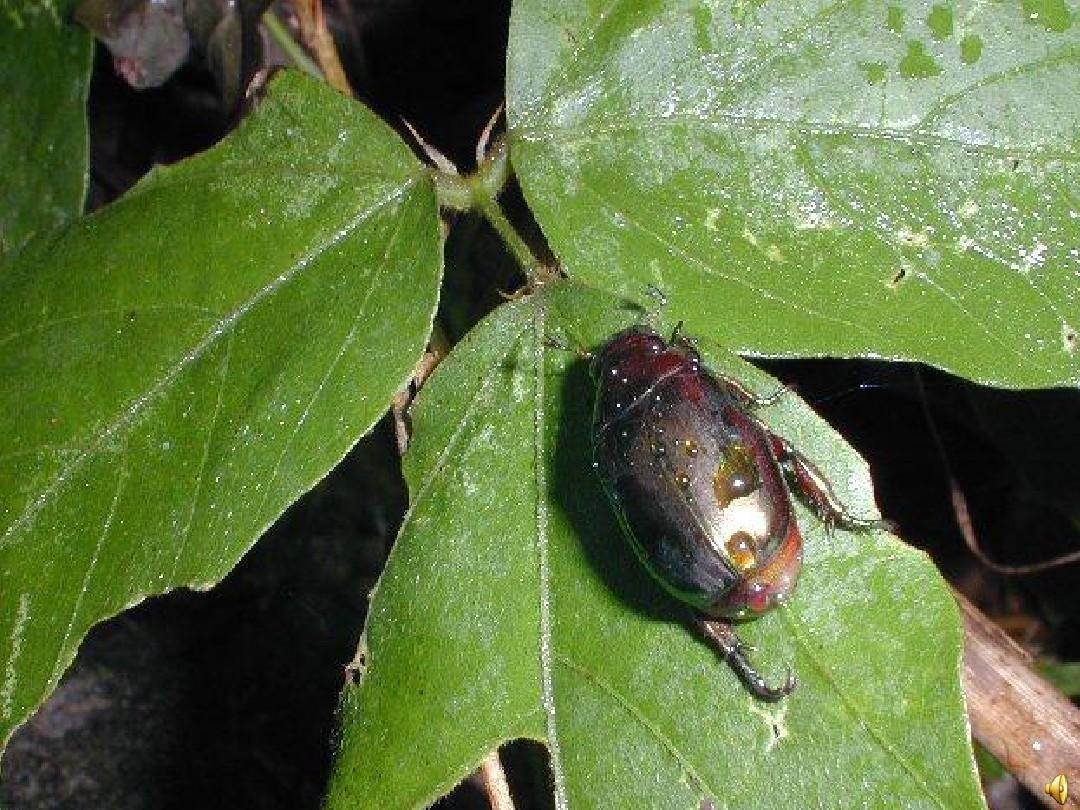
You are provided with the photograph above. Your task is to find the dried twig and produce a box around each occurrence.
[959,591,1080,808]
[290,0,354,95]
[916,369,1080,575]
[479,749,515,810]
[391,323,451,455]
[950,476,1080,574]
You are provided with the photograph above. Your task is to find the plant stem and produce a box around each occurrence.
[959,592,1080,807]
[479,750,515,810]
[262,10,323,79]
[477,196,543,280]
[429,129,544,281]
[291,0,354,96]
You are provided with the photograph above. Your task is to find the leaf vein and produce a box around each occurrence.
[51,450,128,685]
[554,652,719,803]
[788,136,1055,376]
[783,612,953,810]
[0,304,219,353]
[253,187,410,524]
[574,176,876,338]
[917,46,1079,131]
[0,180,416,552]
[168,333,234,582]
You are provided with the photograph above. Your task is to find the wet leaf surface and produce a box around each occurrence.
[0,1,93,256]
[0,72,442,751]
[328,281,981,809]
[508,0,1079,388]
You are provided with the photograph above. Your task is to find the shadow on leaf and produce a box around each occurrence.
[549,353,684,625]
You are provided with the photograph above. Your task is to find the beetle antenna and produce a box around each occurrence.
[670,320,685,344]
[808,382,892,407]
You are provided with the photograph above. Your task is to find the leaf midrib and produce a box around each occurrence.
[511,113,1079,163]
[0,179,418,551]
[781,608,957,810]
[531,303,570,810]
[551,630,955,810]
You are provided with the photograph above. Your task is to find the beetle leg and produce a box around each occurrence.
[698,617,797,702]
[769,436,887,532]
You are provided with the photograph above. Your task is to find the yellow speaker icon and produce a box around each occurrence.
[1046,774,1068,805]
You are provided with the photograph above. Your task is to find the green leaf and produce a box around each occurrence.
[0,0,93,257]
[0,71,442,751]
[1037,659,1080,696]
[328,280,982,809]
[507,0,1080,388]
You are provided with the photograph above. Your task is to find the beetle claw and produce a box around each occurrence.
[750,669,798,702]
[770,435,888,534]
[698,618,796,702]
[727,650,797,703]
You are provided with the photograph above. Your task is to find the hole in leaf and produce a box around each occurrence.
[1063,323,1078,354]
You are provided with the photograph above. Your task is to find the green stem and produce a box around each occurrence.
[477,197,543,279]
[469,139,545,279]
[262,10,322,79]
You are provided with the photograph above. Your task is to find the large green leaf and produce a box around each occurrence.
[508,0,1079,388]
[0,0,93,257]
[328,281,981,809]
[0,71,442,751]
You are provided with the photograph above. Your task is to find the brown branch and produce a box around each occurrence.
[959,591,1080,808]
[290,0,354,96]
[479,749,515,810]
[391,323,451,455]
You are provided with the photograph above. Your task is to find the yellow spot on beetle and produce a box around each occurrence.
[713,445,760,507]
[726,532,757,570]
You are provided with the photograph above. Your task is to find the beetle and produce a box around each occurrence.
[589,324,883,700]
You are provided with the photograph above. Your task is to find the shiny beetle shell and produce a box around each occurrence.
[589,326,802,620]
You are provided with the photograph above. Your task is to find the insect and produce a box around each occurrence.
[589,324,883,700]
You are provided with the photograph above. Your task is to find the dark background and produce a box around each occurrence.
[2,2,1077,807]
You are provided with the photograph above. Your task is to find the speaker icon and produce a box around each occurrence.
[1046,774,1068,805]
